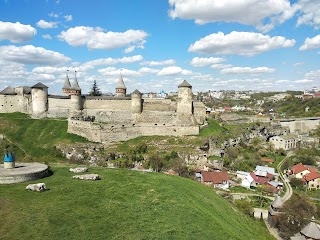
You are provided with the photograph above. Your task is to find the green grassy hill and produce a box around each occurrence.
[0,166,274,240]
[0,113,88,162]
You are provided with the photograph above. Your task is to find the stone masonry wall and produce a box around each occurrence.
[142,98,176,111]
[68,120,199,144]
[83,99,131,110]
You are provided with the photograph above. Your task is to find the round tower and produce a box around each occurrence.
[70,71,82,114]
[131,89,142,114]
[177,80,193,115]
[3,152,15,169]
[31,82,48,117]
[62,70,72,95]
[116,74,127,97]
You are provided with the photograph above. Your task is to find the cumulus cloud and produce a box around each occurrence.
[157,66,192,76]
[295,79,313,83]
[64,15,73,21]
[42,34,52,39]
[0,45,71,66]
[141,59,176,66]
[36,20,57,29]
[211,64,233,69]
[58,26,148,51]
[293,62,304,66]
[168,0,296,32]
[49,12,59,18]
[190,57,225,67]
[0,21,36,43]
[299,35,320,50]
[305,69,320,80]
[98,67,141,77]
[188,31,296,56]
[82,55,143,67]
[138,67,159,74]
[220,67,275,74]
[296,0,320,29]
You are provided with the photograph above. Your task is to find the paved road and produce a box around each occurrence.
[277,152,293,203]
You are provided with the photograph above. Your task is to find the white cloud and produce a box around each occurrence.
[0,21,36,43]
[168,0,296,32]
[140,59,176,66]
[58,26,148,51]
[98,67,141,77]
[190,57,225,67]
[275,80,290,83]
[64,15,73,21]
[296,0,320,29]
[36,20,57,29]
[0,45,71,66]
[188,31,296,56]
[49,12,59,18]
[299,35,320,50]
[293,62,304,66]
[42,34,52,39]
[305,69,320,80]
[220,67,275,74]
[138,67,159,74]
[211,64,233,69]
[82,55,143,67]
[157,66,192,76]
[295,79,313,83]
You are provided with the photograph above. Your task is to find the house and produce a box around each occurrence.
[250,171,273,185]
[255,165,276,175]
[267,181,283,194]
[290,163,315,179]
[236,170,250,180]
[241,174,256,188]
[269,135,299,150]
[201,171,230,189]
[291,217,320,240]
[302,172,320,190]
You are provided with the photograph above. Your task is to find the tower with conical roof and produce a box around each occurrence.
[70,71,82,114]
[115,73,127,97]
[177,80,193,116]
[62,70,72,95]
[268,194,283,227]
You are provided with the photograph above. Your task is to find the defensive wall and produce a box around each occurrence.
[68,119,200,144]
[279,117,320,134]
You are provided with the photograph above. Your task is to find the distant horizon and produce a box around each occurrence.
[0,0,320,94]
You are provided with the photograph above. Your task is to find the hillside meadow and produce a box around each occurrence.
[0,166,274,240]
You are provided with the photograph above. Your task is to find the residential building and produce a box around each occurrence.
[290,163,316,179]
[269,135,299,150]
[302,172,320,190]
[200,171,230,189]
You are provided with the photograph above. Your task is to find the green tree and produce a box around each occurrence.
[277,193,316,239]
[89,80,102,96]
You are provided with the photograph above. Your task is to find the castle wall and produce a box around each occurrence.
[0,95,31,113]
[68,120,199,144]
[83,109,132,123]
[47,97,70,118]
[83,99,131,111]
[279,118,320,134]
[142,98,176,112]
[193,101,206,124]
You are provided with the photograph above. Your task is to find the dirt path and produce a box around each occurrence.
[277,153,293,203]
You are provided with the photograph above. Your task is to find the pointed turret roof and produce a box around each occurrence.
[0,86,16,95]
[178,80,192,88]
[116,74,126,89]
[72,71,81,91]
[132,89,142,95]
[63,71,71,90]
[31,82,48,89]
[300,217,320,239]
[271,195,283,208]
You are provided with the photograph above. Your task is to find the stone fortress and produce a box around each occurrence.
[0,72,206,144]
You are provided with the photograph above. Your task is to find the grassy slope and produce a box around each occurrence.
[0,113,88,162]
[0,166,273,240]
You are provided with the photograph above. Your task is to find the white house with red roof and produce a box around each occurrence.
[200,171,230,189]
[302,172,320,190]
[290,163,316,179]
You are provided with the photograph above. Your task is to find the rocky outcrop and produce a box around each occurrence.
[72,174,100,180]
[26,183,46,191]
[69,167,88,173]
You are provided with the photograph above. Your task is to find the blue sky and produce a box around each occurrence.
[0,0,320,94]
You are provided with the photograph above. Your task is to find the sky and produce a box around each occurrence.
[0,0,320,94]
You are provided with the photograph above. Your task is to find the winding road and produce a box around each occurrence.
[277,152,293,203]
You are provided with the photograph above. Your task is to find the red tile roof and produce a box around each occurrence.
[250,172,273,184]
[261,158,274,163]
[291,163,308,174]
[202,171,229,184]
[302,172,320,182]
[307,166,317,173]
